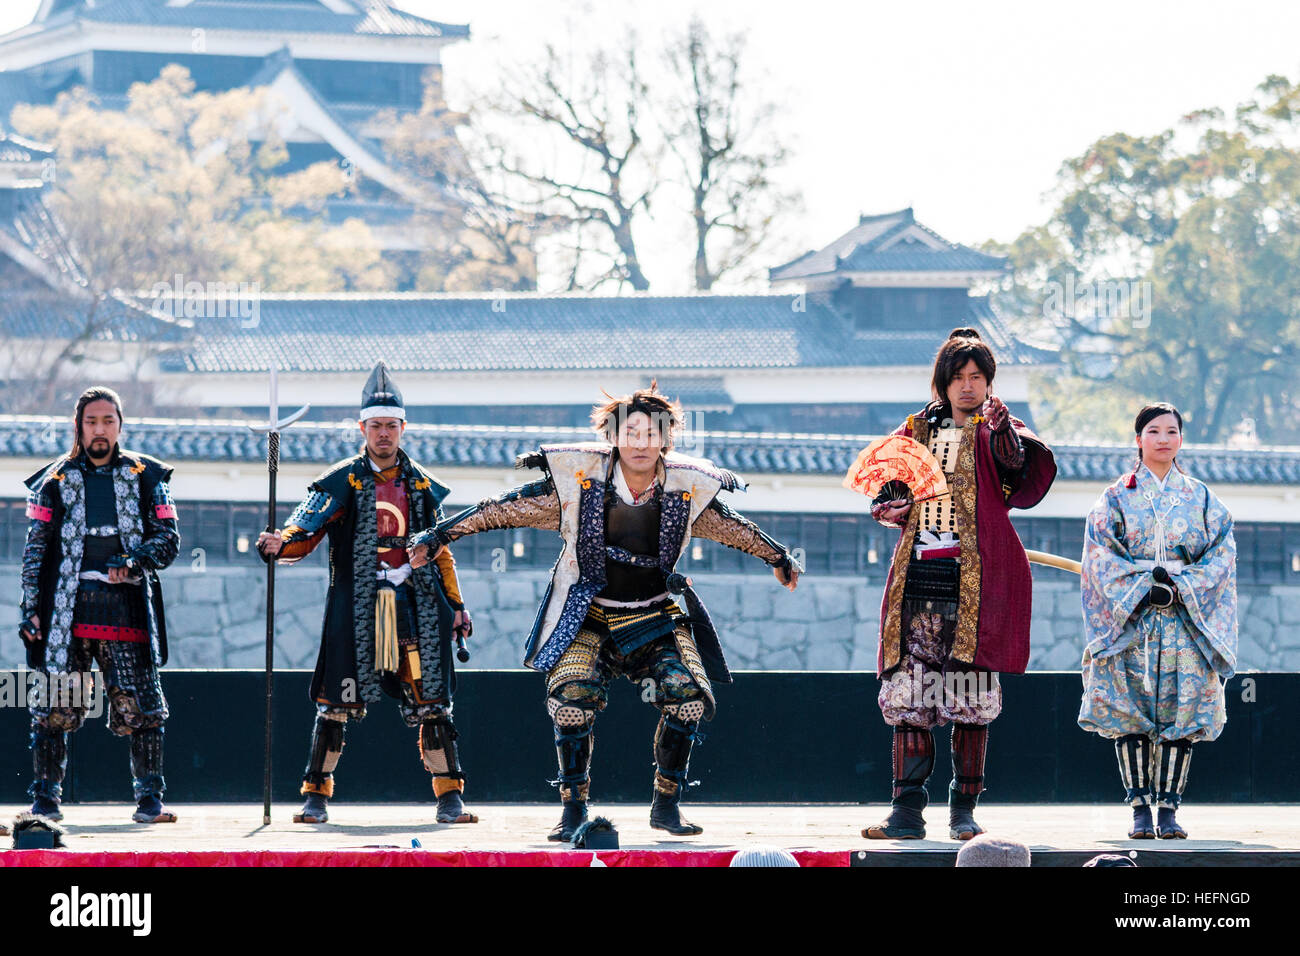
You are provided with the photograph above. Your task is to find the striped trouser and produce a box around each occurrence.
[1115,734,1193,808]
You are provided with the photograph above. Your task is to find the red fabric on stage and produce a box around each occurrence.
[0,849,848,867]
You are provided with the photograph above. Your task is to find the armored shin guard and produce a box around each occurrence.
[301,714,347,798]
[950,723,988,798]
[420,715,477,822]
[129,725,166,800]
[548,699,596,803]
[652,701,706,798]
[650,702,706,836]
[948,724,988,840]
[892,725,935,811]
[29,723,68,799]
[419,714,465,788]
[864,725,935,839]
[1115,733,1153,807]
[548,698,596,842]
[1154,739,1193,810]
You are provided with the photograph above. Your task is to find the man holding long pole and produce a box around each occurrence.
[257,363,476,825]
[248,365,309,826]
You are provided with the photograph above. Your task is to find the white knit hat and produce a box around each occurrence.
[729,846,801,867]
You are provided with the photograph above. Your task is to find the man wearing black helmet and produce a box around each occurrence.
[258,363,476,826]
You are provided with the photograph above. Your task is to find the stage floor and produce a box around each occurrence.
[5,803,1297,865]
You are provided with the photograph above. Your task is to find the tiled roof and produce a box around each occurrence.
[770,207,1006,282]
[1,187,86,287]
[0,132,53,163]
[0,73,44,128]
[239,48,460,210]
[149,291,1051,373]
[2,417,1296,486]
[30,1,469,39]
[0,176,185,338]
[244,47,395,175]
[0,288,187,342]
[644,376,734,410]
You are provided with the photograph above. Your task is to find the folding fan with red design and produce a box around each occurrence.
[841,435,948,502]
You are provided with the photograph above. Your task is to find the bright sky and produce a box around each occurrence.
[5,1,1300,290]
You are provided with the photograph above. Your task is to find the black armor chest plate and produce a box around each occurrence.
[605,490,661,553]
[600,488,666,601]
[84,467,118,528]
[81,467,124,572]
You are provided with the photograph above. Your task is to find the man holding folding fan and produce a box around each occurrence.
[848,327,1056,842]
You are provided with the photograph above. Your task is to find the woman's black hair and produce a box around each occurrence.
[1134,401,1185,473]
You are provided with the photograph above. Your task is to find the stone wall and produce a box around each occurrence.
[2,563,1296,672]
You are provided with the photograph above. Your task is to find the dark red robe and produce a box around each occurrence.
[876,409,1056,676]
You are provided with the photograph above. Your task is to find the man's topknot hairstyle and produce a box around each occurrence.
[590,379,685,450]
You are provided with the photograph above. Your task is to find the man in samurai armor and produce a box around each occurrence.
[863,328,1056,841]
[257,363,476,825]
[410,382,802,841]
[20,387,180,823]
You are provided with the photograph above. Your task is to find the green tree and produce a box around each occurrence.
[991,76,1300,444]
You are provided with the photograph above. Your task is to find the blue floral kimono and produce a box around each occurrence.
[1077,463,1237,743]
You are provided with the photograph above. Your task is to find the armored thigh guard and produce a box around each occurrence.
[94,639,168,735]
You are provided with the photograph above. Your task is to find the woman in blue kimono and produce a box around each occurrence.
[1078,403,1237,839]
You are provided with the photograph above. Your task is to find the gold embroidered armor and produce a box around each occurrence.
[917,426,963,540]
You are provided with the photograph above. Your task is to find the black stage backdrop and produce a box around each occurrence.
[0,671,1291,804]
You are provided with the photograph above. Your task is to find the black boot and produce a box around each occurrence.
[435,787,477,824]
[1154,739,1192,839]
[296,790,329,824]
[649,786,703,835]
[547,703,594,842]
[28,780,63,822]
[129,727,176,823]
[1116,733,1155,838]
[1130,805,1155,839]
[422,715,477,823]
[948,723,987,840]
[1156,806,1187,839]
[948,790,984,841]
[864,725,933,839]
[648,710,704,836]
[29,723,67,822]
[294,715,345,823]
[550,799,589,843]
